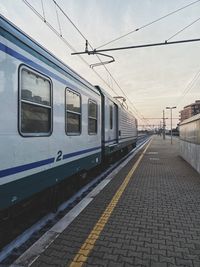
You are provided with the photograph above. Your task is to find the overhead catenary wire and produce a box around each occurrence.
[166,16,200,42]
[40,0,46,22]
[22,0,150,124]
[22,0,120,97]
[23,0,120,98]
[22,0,153,128]
[96,0,200,49]
[51,0,152,127]
[176,69,200,107]
[52,0,87,41]
[54,0,62,36]
[50,2,158,127]
[178,70,200,105]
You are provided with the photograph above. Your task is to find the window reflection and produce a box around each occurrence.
[66,89,81,134]
[21,103,51,133]
[88,100,97,134]
[20,68,52,135]
[21,69,50,106]
[89,101,97,118]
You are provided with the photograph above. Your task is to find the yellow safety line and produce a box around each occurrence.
[69,139,152,267]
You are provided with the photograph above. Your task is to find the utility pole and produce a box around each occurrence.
[163,110,166,140]
[159,121,162,136]
[166,106,177,144]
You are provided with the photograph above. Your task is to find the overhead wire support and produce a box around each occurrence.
[85,40,115,68]
[71,38,200,55]
[89,53,115,68]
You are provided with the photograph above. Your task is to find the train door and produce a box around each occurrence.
[111,103,118,143]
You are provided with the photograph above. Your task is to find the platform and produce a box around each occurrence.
[15,136,200,267]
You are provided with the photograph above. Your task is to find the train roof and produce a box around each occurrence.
[95,85,119,105]
[0,15,100,96]
[96,85,136,117]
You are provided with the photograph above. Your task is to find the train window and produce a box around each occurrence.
[20,68,52,136]
[66,89,81,134]
[88,100,97,134]
[110,105,113,129]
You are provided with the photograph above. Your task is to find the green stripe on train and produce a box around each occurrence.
[0,152,101,210]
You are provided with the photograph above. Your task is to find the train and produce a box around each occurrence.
[0,15,137,217]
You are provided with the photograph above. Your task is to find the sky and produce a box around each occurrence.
[1,0,200,129]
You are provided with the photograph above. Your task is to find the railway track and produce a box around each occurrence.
[0,135,150,265]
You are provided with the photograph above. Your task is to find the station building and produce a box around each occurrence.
[180,100,200,122]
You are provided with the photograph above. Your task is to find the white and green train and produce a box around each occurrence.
[0,15,137,213]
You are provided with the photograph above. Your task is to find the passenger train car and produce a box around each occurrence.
[0,15,137,214]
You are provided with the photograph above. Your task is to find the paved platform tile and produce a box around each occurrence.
[31,137,200,267]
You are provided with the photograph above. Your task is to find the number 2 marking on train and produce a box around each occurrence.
[56,150,63,161]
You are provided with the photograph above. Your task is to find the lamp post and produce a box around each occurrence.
[166,106,176,144]
[163,110,166,140]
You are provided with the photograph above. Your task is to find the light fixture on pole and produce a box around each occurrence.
[166,106,176,144]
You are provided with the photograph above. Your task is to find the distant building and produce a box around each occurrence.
[180,100,200,122]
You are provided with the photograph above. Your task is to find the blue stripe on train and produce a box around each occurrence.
[63,146,101,159]
[0,146,101,179]
[0,158,55,179]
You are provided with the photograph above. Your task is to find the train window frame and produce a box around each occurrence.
[110,105,113,129]
[88,99,98,135]
[65,88,82,135]
[18,65,53,137]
